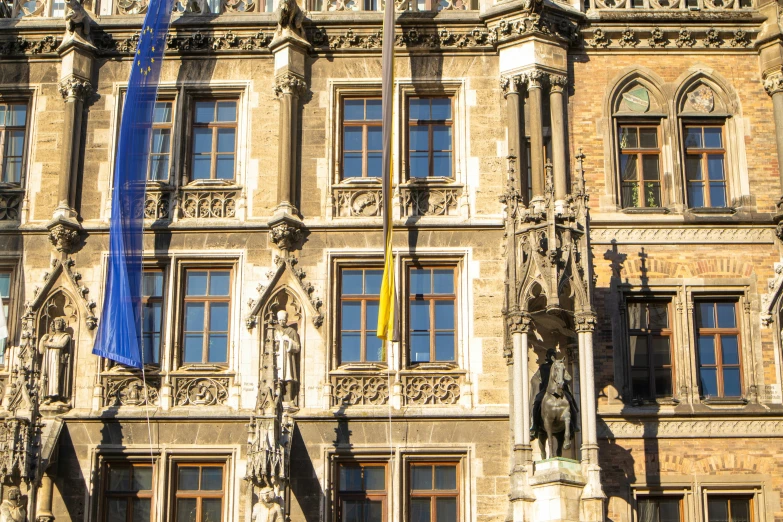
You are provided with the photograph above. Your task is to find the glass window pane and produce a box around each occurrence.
[431,98,451,120]
[648,303,668,328]
[638,500,657,522]
[216,128,235,153]
[194,101,215,123]
[365,332,383,362]
[342,500,362,522]
[411,332,430,363]
[698,303,715,328]
[435,333,455,361]
[343,153,362,178]
[0,274,9,298]
[153,102,172,123]
[109,466,132,490]
[685,127,702,149]
[411,498,432,522]
[652,337,670,366]
[366,99,382,120]
[8,104,27,126]
[708,499,729,522]
[410,152,429,178]
[364,466,385,490]
[365,270,383,295]
[0,107,5,125]
[631,369,650,399]
[367,152,382,177]
[410,127,429,151]
[700,368,718,397]
[435,301,454,329]
[619,127,638,149]
[722,368,741,397]
[342,270,363,295]
[366,302,379,334]
[642,156,659,181]
[341,332,361,362]
[654,369,673,397]
[434,465,456,490]
[193,128,213,154]
[366,500,383,522]
[412,465,433,490]
[716,303,735,328]
[216,156,234,180]
[344,127,363,151]
[707,154,724,181]
[341,302,361,330]
[698,336,716,365]
[208,334,228,363]
[367,126,382,151]
[7,131,25,155]
[410,269,431,295]
[201,467,223,490]
[688,183,705,208]
[143,271,164,296]
[410,301,430,330]
[178,466,200,490]
[686,155,702,181]
[132,498,151,522]
[133,467,153,490]
[192,156,211,180]
[639,128,658,148]
[620,154,637,181]
[433,270,453,294]
[176,498,197,522]
[629,336,648,367]
[209,272,231,296]
[409,98,430,121]
[436,498,457,522]
[709,183,727,208]
[107,498,128,522]
[721,335,739,365]
[627,303,644,330]
[433,152,452,178]
[344,99,365,121]
[149,156,169,183]
[216,101,236,122]
[432,126,451,151]
[339,466,362,491]
[658,499,680,522]
[185,303,205,331]
[730,499,751,522]
[209,302,229,331]
[703,127,722,149]
[644,182,660,207]
[184,334,204,363]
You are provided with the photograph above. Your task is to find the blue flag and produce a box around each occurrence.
[93,0,173,368]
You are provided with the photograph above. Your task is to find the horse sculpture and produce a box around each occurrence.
[530,349,580,459]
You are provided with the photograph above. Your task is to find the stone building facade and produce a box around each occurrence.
[0,0,783,520]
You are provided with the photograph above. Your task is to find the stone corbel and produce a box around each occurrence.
[268,214,304,254]
[273,73,308,98]
[46,217,82,255]
[58,76,94,102]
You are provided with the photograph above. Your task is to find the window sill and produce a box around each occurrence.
[404,177,457,186]
[702,396,748,406]
[333,363,389,372]
[621,207,670,215]
[630,397,680,407]
[687,207,736,215]
[104,364,161,374]
[337,177,381,185]
[403,362,461,372]
[175,364,231,373]
[0,183,23,191]
[185,179,238,188]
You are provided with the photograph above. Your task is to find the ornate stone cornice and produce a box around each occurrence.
[273,73,307,97]
[575,312,597,333]
[764,70,783,97]
[599,418,783,439]
[58,76,94,102]
[547,73,568,93]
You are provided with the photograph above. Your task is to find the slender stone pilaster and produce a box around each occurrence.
[763,70,783,210]
[527,70,546,209]
[273,73,307,216]
[36,474,55,522]
[548,74,568,205]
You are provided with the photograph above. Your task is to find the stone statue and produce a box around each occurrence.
[251,487,284,522]
[530,348,580,458]
[65,0,91,40]
[38,317,71,404]
[273,311,300,405]
[0,487,25,522]
[275,0,305,40]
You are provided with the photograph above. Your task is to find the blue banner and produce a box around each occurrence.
[93,0,173,368]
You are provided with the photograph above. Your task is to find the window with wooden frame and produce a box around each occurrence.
[636,497,683,522]
[342,98,382,179]
[173,463,225,522]
[101,462,154,522]
[340,268,385,365]
[336,462,387,522]
[0,270,11,364]
[181,269,231,365]
[0,101,28,185]
[408,97,453,179]
[684,124,727,208]
[618,124,661,208]
[627,300,674,400]
[706,497,752,522]
[148,101,174,182]
[409,463,459,522]
[190,100,237,181]
[142,270,165,365]
[696,301,742,398]
[409,267,456,364]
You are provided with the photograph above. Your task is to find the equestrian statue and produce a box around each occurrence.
[530,348,580,459]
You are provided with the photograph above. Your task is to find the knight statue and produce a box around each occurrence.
[530,348,580,458]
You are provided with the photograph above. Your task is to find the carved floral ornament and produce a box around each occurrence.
[584,26,753,50]
[273,73,307,97]
[500,71,569,95]
[58,76,94,101]
[763,70,783,97]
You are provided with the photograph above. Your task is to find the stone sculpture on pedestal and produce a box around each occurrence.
[38,317,71,404]
[530,348,580,459]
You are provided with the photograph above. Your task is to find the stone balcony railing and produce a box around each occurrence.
[144,183,240,221]
[401,371,462,405]
[331,372,391,406]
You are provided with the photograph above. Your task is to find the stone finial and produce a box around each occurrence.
[273,73,308,98]
[764,70,783,97]
[59,76,94,101]
[548,74,568,93]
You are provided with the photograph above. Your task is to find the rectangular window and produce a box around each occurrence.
[409,463,459,522]
[149,101,173,181]
[191,100,237,181]
[618,124,661,208]
[627,301,674,400]
[0,271,10,365]
[409,267,456,364]
[342,98,382,179]
[637,497,682,522]
[142,270,165,365]
[340,268,384,364]
[174,463,225,522]
[337,462,387,522]
[684,125,727,208]
[102,463,154,522]
[0,102,28,184]
[696,301,742,398]
[408,97,453,179]
[707,497,752,522]
[182,269,231,365]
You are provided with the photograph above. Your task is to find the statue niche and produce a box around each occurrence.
[530,347,580,460]
[260,292,302,410]
[35,292,77,407]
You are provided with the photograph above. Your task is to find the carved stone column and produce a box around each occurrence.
[526,70,546,208]
[507,310,535,521]
[548,74,568,205]
[503,76,527,197]
[763,69,783,209]
[36,473,55,522]
[575,311,605,520]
